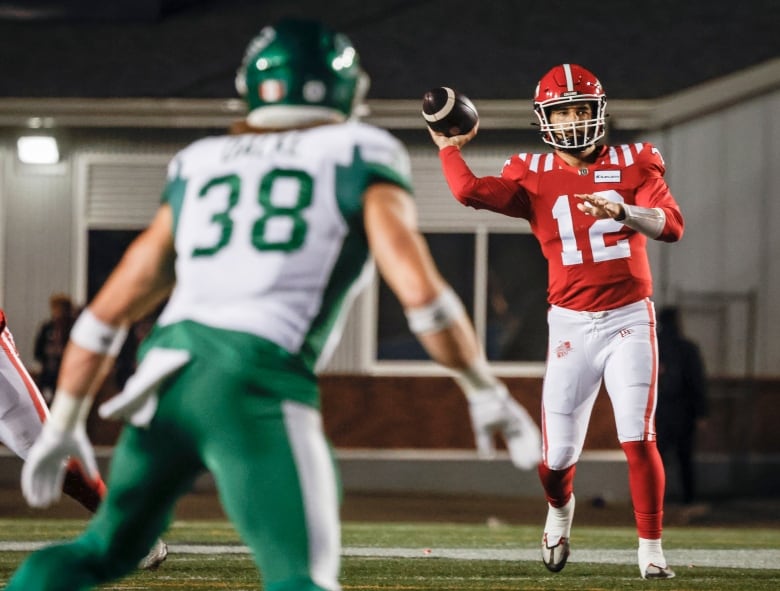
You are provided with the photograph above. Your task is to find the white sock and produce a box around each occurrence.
[638,537,666,566]
[544,495,575,545]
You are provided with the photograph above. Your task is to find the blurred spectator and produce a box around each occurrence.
[656,306,709,505]
[33,293,75,403]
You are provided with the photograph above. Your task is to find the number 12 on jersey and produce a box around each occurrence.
[551,191,630,265]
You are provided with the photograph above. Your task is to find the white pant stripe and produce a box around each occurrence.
[283,400,341,591]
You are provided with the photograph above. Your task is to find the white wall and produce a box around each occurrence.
[1,154,74,373]
[646,88,780,376]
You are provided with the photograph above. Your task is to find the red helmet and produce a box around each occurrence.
[533,64,607,150]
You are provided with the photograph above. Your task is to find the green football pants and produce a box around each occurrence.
[6,351,341,591]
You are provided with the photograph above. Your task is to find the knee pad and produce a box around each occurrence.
[545,445,577,471]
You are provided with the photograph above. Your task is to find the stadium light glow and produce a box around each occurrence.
[17,135,60,164]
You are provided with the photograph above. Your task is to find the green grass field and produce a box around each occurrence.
[0,519,778,590]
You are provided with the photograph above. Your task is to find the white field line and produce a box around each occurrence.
[1,542,778,570]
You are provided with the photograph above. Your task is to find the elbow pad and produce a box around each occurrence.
[619,204,666,239]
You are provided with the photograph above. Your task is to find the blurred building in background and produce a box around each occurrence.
[0,0,778,501]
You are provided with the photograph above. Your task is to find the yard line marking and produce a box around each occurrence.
[1,543,778,569]
[343,547,780,569]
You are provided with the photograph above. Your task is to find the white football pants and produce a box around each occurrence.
[541,298,658,470]
[0,326,49,459]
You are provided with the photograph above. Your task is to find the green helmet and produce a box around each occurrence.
[235,18,368,128]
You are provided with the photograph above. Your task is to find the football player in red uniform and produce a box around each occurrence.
[0,308,107,512]
[428,63,683,579]
[0,308,168,570]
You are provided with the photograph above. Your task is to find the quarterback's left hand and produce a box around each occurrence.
[21,422,99,508]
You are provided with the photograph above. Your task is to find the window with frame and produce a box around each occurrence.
[375,230,548,364]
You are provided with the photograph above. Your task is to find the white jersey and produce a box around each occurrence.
[156,121,412,371]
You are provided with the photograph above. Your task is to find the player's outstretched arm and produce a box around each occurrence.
[22,205,176,508]
[364,183,541,469]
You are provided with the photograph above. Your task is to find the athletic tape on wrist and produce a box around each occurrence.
[454,360,501,399]
[70,308,125,355]
[620,204,666,239]
[48,390,87,433]
[405,287,466,335]
[107,326,129,357]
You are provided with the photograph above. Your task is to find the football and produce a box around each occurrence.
[422,87,479,137]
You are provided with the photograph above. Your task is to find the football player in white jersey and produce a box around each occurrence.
[7,18,539,591]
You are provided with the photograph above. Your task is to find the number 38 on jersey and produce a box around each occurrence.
[189,168,314,258]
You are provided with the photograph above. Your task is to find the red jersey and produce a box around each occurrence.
[439,142,684,311]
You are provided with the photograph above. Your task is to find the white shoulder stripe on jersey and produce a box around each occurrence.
[621,144,634,167]
[512,152,553,173]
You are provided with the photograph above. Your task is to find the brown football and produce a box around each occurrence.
[422,87,479,137]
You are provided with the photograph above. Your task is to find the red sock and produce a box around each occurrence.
[538,463,576,507]
[622,440,665,539]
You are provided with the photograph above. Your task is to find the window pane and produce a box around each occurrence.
[87,230,140,301]
[377,233,475,360]
[486,234,548,361]
[88,229,167,389]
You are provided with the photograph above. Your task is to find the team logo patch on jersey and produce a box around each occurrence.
[554,340,573,358]
[594,170,621,183]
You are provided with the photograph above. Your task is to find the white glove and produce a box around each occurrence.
[21,422,99,509]
[467,383,542,470]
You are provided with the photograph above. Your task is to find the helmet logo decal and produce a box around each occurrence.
[303,80,326,103]
[259,80,286,102]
